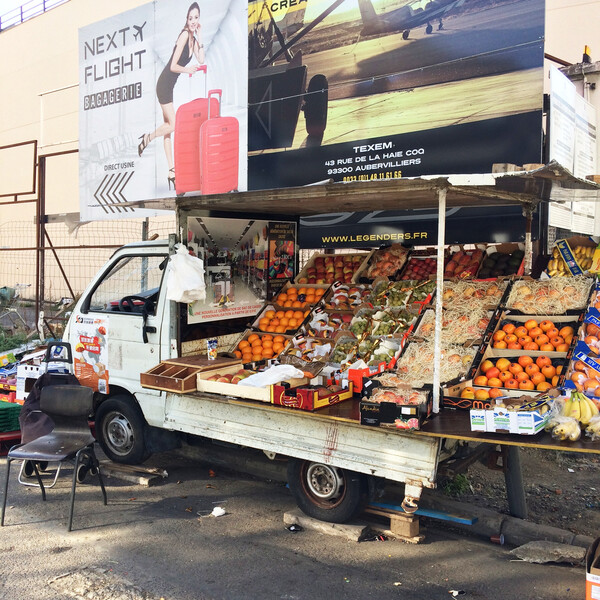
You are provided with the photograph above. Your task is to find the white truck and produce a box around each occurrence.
[62,235,441,523]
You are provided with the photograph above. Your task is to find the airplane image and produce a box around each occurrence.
[357,0,467,39]
[133,22,146,41]
[248,0,468,152]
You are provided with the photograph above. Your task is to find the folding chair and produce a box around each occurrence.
[1,384,107,531]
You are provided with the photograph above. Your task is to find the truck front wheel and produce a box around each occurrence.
[287,458,367,523]
[95,396,150,464]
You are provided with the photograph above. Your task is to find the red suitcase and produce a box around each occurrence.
[199,89,239,195]
[173,66,219,196]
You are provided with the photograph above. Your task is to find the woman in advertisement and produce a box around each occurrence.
[137,2,205,189]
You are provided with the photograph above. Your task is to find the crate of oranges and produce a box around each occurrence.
[233,332,290,363]
[252,305,312,335]
[487,314,579,354]
[273,285,328,309]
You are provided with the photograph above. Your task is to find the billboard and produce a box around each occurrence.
[248,0,545,189]
[79,0,545,218]
[79,0,248,220]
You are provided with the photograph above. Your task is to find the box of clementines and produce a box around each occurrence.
[469,405,549,434]
[251,304,312,336]
[230,330,293,363]
[442,379,538,410]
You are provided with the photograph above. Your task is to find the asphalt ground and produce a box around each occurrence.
[0,443,589,600]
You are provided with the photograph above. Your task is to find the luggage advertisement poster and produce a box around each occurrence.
[78,0,248,220]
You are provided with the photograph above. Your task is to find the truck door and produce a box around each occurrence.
[70,251,169,395]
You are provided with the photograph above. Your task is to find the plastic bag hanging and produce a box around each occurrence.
[166,243,206,303]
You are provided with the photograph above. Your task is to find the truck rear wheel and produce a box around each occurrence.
[95,396,150,464]
[287,458,367,523]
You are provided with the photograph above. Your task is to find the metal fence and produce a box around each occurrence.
[0,0,69,32]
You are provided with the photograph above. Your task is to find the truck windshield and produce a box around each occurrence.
[87,255,167,314]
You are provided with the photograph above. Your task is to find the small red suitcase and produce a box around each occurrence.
[199,89,239,195]
[173,66,219,196]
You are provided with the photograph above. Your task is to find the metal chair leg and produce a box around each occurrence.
[1,457,12,525]
[31,463,46,501]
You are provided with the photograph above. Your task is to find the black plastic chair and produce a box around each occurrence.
[1,384,107,531]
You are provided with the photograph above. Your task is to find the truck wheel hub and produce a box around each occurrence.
[306,464,343,500]
[105,413,134,454]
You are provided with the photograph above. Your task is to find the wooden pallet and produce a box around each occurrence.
[364,505,423,543]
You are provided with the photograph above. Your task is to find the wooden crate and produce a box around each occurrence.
[141,363,201,393]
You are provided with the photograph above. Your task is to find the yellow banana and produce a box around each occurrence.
[580,393,599,420]
[579,394,592,425]
[561,397,573,417]
[569,397,581,421]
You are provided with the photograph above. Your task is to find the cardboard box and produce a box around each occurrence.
[295,252,371,285]
[16,363,40,402]
[586,536,600,600]
[443,379,538,410]
[271,381,354,411]
[360,388,432,430]
[196,365,310,403]
[476,243,525,279]
[469,405,549,435]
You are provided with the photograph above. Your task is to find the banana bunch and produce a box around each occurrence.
[562,391,600,425]
[552,418,582,441]
[547,246,595,277]
[587,417,600,438]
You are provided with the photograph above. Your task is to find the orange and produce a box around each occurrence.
[541,365,556,379]
[499,371,512,383]
[277,294,287,304]
[234,350,242,358]
[507,342,522,350]
[315,289,325,296]
[585,335,599,347]
[264,311,275,320]
[293,310,304,319]
[555,343,569,352]
[529,327,543,338]
[524,319,538,330]
[272,342,284,353]
[485,367,500,379]
[551,375,560,387]
[238,340,250,349]
[251,338,262,347]
[305,295,316,304]
[480,359,495,372]
[570,371,586,385]
[284,310,294,318]
[517,336,533,346]
[271,318,280,326]
[534,334,549,346]
[298,287,307,295]
[519,380,535,390]
[574,360,588,372]
[536,381,552,392]
[556,365,563,375]
[279,317,289,327]
[508,363,523,375]
[292,301,302,308]
[262,334,273,340]
[275,325,286,333]
[493,340,507,349]
[461,387,475,399]
[502,323,516,335]
[473,375,488,386]
[539,320,554,332]
[515,372,530,383]
[262,339,273,349]
[514,326,529,338]
[474,389,490,400]
[525,363,540,376]
[261,349,274,358]
[496,358,511,371]
[273,335,285,343]
[287,318,298,328]
[530,372,546,386]
[248,333,259,343]
[539,343,554,352]
[584,378,600,392]
[266,325,277,332]
[559,326,574,339]
[535,355,552,369]
[523,342,539,351]
[504,334,518,344]
[487,377,502,387]
[284,300,293,307]
[505,379,519,389]
[276,310,285,318]
[489,388,504,398]
[550,336,564,348]
[493,330,506,342]
[546,327,560,339]
[517,355,533,368]
[251,353,262,361]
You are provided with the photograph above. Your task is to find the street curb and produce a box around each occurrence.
[174,442,594,550]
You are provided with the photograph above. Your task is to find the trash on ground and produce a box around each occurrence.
[286,524,303,532]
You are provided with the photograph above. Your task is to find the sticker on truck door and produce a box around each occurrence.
[73,315,110,394]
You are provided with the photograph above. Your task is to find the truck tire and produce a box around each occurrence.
[287,458,367,523]
[95,396,150,465]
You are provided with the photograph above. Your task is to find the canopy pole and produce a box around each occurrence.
[523,205,533,276]
[432,187,447,413]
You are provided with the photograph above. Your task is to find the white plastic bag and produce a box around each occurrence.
[166,244,206,303]
[238,365,305,388]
